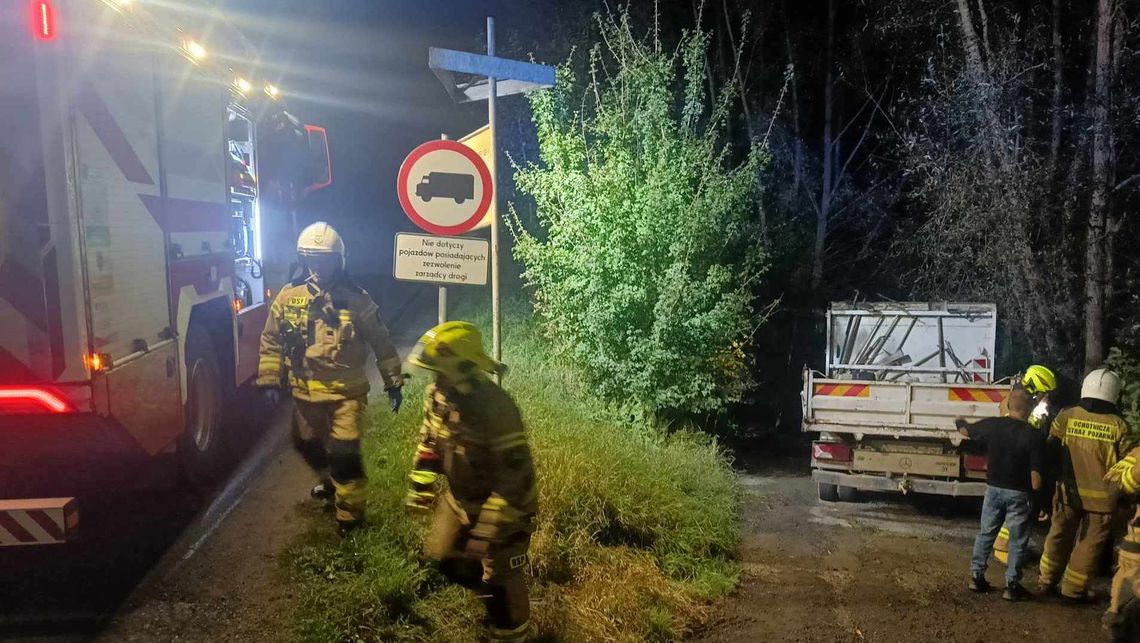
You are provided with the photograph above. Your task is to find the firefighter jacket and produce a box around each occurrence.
[1050,403,1134,513]
[257,276,403,402]
[412,379,537,542]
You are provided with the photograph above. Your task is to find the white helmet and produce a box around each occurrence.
[297,222,345,267]
[1081,368,1122,404]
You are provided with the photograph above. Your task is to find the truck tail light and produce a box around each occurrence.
[31,0,55,41]
[0,387,73,414]
[963,454,988,472]
[812,442,852,463]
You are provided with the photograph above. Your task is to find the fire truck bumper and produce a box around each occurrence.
[0,498,78,546]
[0,413,162,546]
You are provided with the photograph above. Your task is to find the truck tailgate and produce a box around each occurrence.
[802,371,1007,438]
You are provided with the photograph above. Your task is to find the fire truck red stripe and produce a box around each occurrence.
[25,510,63,541]
[75,83,155,186]
[0,512,36,543]
[843,385,868,397]
[984,389,1005,403]
[816,384,837,396]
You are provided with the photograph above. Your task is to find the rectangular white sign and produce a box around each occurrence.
[393,233,489,286]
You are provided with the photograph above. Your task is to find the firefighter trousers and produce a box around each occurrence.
[993,523,1011,565]
[292,396,368,524]
[426,500,531,640]
[1039,495,1113,597]
[1110,547,1140,615]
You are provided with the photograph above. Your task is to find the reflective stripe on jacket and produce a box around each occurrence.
[257,276,402,401]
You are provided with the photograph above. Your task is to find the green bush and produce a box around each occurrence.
[1106,346,1140,435]
[508,10,767,417]
[285,313,740,642]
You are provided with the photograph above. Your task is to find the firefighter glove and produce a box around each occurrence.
[387,386,403,413]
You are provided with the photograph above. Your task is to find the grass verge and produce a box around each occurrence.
[285,313,740,642]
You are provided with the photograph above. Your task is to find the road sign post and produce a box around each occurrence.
[487,17,500,380]
[427,19,556,381]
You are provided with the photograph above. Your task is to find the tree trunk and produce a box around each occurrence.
[782,0,803,198]
[1049,0,1063,176]
[1104,9,1126,324]
[955,0,1007,170]
[1083,0,1115,370]
[811,0,836,292]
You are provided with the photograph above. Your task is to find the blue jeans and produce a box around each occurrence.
[972,485,1032,586]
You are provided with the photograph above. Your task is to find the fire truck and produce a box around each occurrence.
[0,0,331,546]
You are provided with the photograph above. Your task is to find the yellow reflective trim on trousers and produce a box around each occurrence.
[1078,488,1110,500]
[1063,567,1088,583]
[1040,554,1057,573]
[998,526,1010,538]
[483,496,509,511]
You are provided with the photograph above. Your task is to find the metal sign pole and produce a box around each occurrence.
[487,16,501,382]
[438,134,449,325]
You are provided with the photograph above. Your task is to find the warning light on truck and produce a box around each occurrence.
[84,352,111,373]
[0,387,72,414]
[31,0,55,41]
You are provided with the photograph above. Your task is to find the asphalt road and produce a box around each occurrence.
[0,385,280,643]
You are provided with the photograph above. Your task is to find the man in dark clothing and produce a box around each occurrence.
[958,388,1045,601]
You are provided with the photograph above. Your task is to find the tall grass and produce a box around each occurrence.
[285,314,740,642]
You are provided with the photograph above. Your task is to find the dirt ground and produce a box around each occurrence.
[691,465,1109,643]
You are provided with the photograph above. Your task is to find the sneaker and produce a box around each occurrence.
[968,575,992,593]
[310,480,334,502]
[1003,583,1030,601]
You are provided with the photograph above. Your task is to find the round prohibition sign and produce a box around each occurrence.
[397,139,494,235]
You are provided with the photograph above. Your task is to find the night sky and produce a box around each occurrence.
[221,0,538,314]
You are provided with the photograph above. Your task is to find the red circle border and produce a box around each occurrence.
[397,140,493,235]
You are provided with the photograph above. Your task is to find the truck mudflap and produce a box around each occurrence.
[0,498,78,546]
[812,469,986,497]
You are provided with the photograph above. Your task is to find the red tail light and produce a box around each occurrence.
[963,454,988,472]
[0,387,73,414]
[31,0,55,41]
[812,442,853,463]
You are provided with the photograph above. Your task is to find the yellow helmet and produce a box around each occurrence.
[1021,365,1057,396]
[407,321,504,380]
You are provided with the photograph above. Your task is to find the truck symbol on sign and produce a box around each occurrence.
[416,172,475,204]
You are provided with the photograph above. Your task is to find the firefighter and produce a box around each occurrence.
[1103,446,1140,639]
[993,364,1058,565]
[1038,368,1133,600]
[257,222,404,534]
[404,321,537,643]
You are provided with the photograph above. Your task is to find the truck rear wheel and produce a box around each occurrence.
[818,483,839,502]
[179,324,225,486]
[837,485,861,503]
